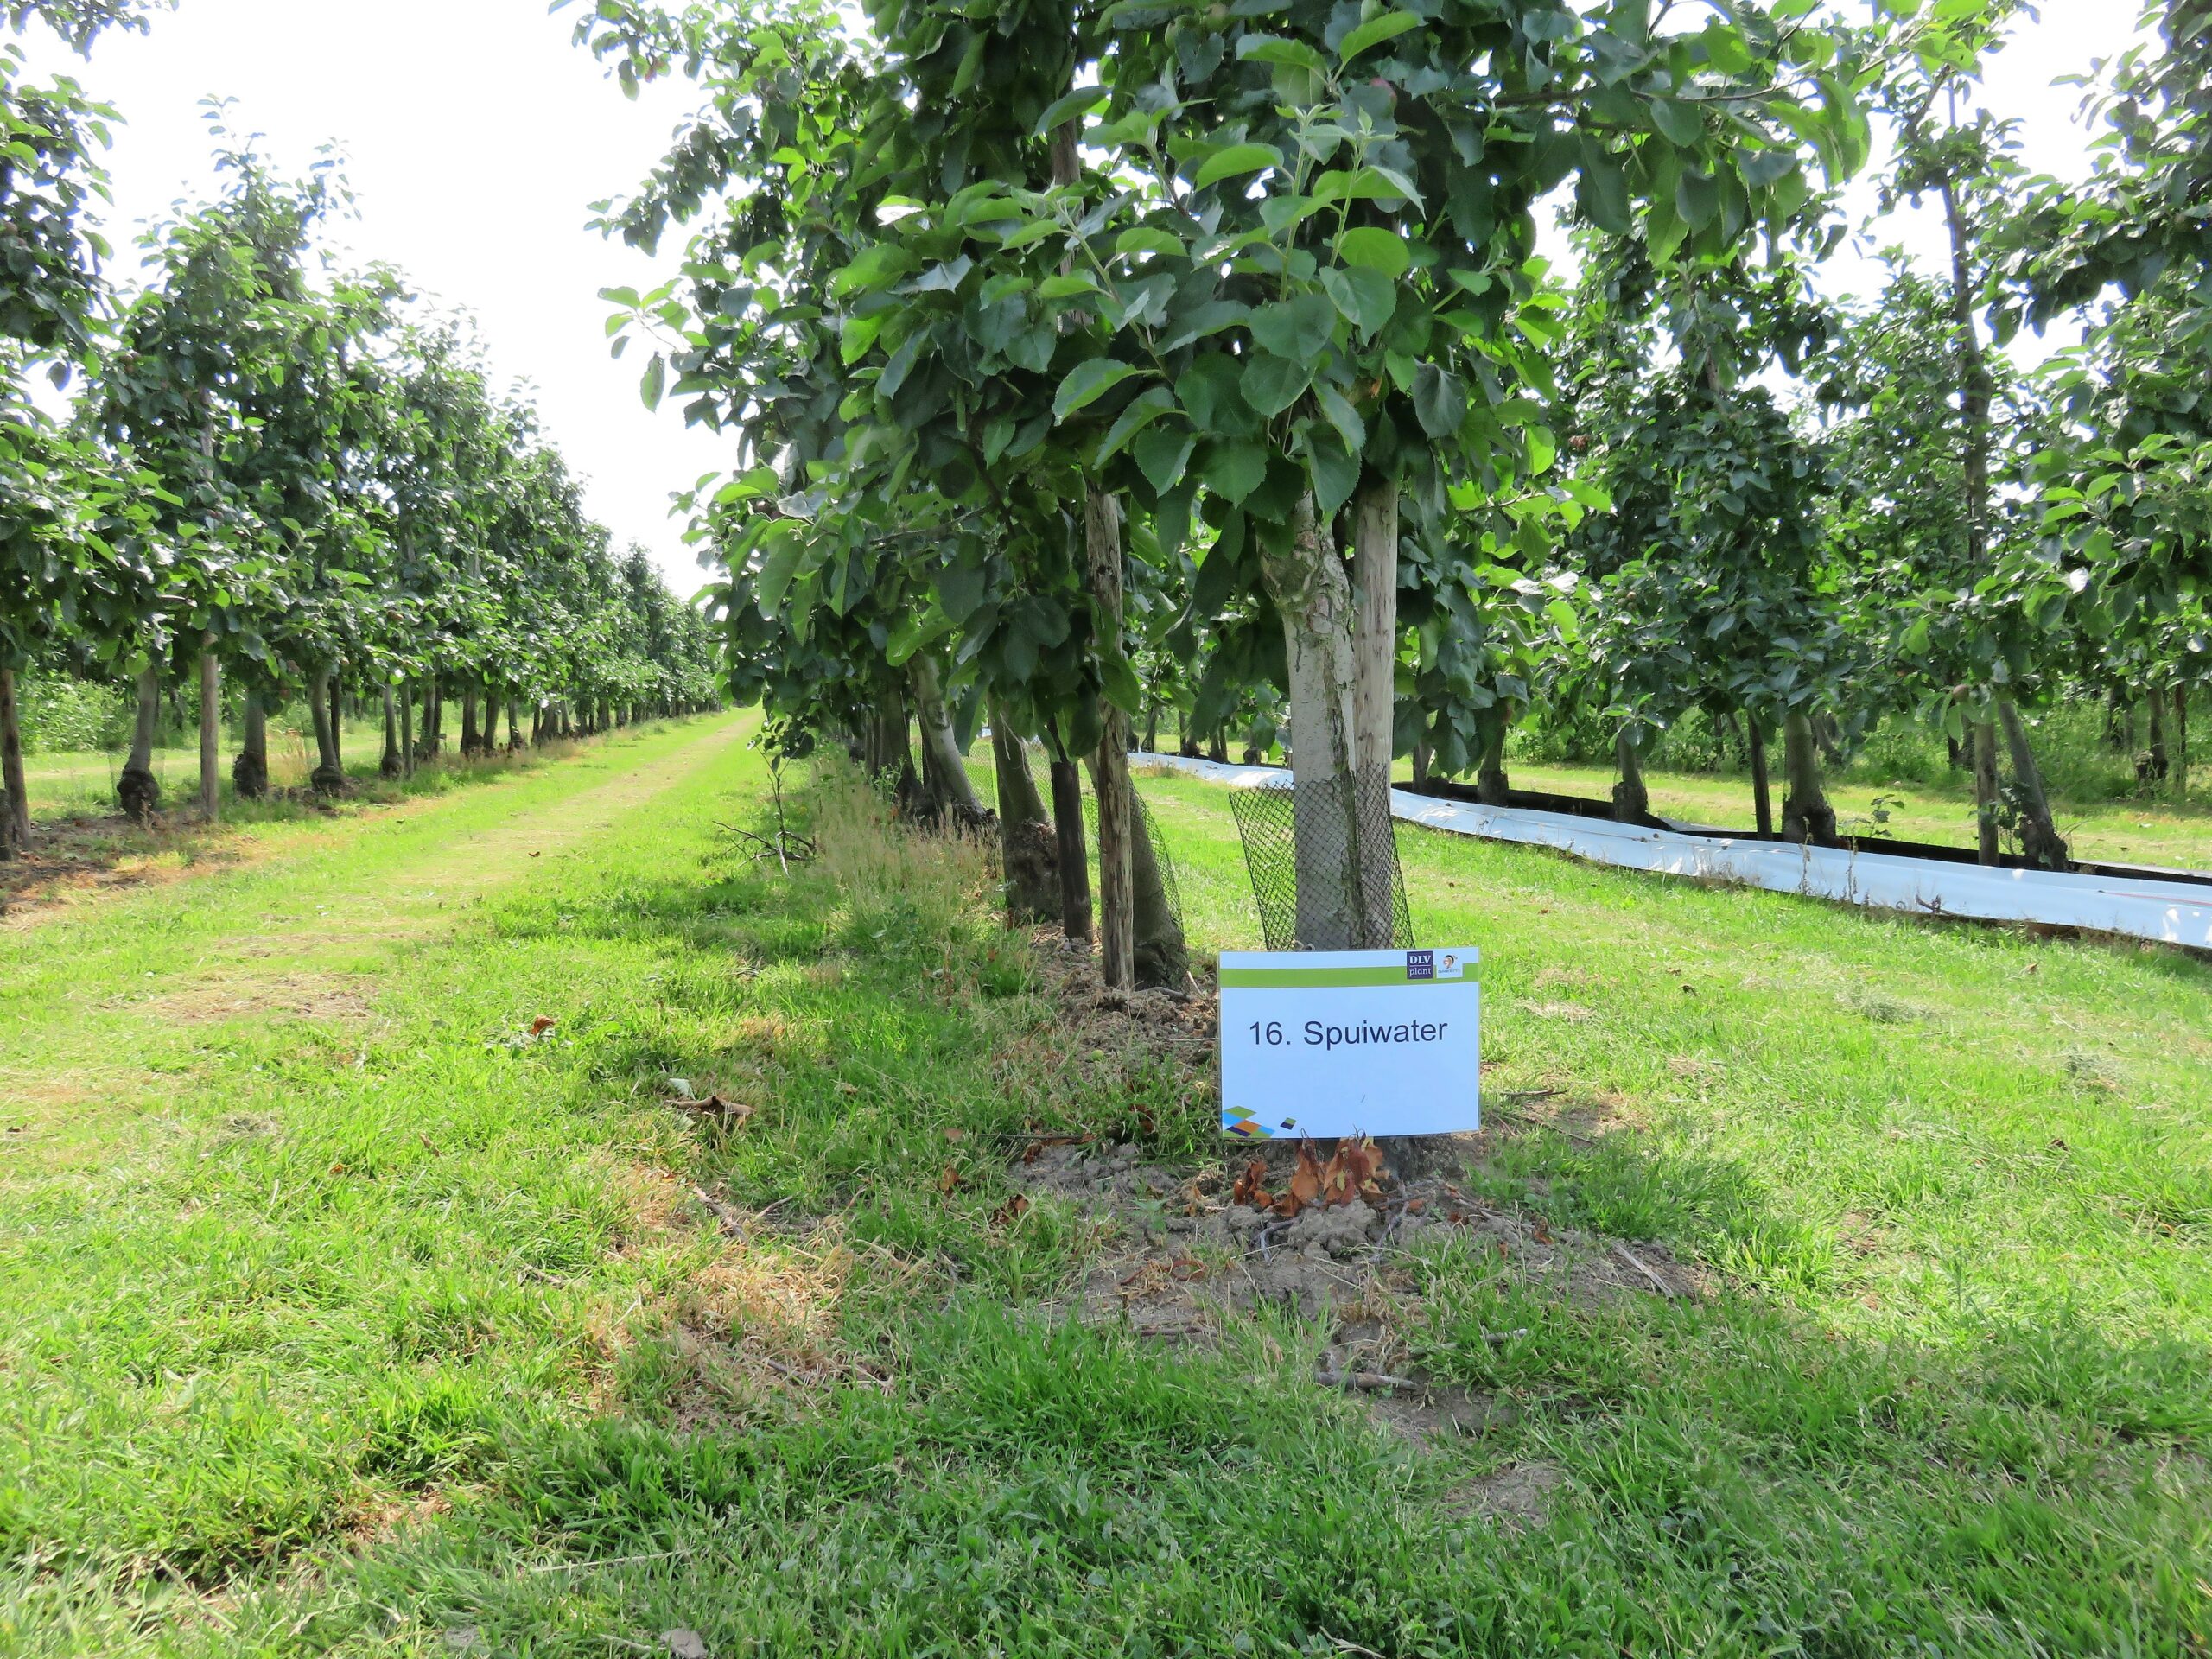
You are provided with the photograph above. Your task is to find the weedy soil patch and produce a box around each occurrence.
[1,722,2206,1656]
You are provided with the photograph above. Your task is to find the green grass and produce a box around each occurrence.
[3,717,2207,1655]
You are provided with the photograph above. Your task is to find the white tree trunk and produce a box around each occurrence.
[1260,494,1363,950]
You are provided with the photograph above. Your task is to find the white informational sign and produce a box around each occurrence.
[1218,948,1480,1141]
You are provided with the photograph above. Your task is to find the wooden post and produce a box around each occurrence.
[1087,489,1134,989]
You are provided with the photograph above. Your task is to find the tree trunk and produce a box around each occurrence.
[910,656,987,828]
[1412,728,1430,790]
[308,664,346,794]
[198,637,220,823]
[331,677,345,773]
[2145,687,2170,782]
[1747,715,1775,836]
[990,703,1058,925]
[1086,486,1135,989]
[118,664,162,822]
[0,665,27,855]
[1474,716,1510,806]
[233,689,269,799]
[422,677,442,758]
[1780,708,1835,846]
[1349,477,1401,948]
[381,683,404,779]
[506,699,521,751]
[461,684,480,756]
[1974,717,2001,864]
[400,684,415,779]
[1208,730,1228,764]
[2104,691,2133,753]
[1997,698,2069,870]
[1128,787,1187,989]
[1047,729,1092,943]
[2176,687,2190,799]
[329,674,344,772]
[1611,729,1649,823]
[1257,493,1366,950]
[1143,699,1159,755]
[868,685,923,814]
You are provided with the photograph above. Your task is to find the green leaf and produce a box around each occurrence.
[1236,35,1330,73]
[1412,363,1464,438]
[1334,226,1410,277]
[1649,98,1705,147]
[1096,385,1178,461]
[1053,359,1147,422]
[1135,425,1198,494]
[1525,423,1556,475]
[829,245,917,297]
[754,524,806,617]
[1303,425,1359,515]
[1574,137,1632,234]
[1177,354,1253,432]
[1194,143,1284,189]
[1319,264,1395,336]
[878,332,925,400]
[1035,86,1107,136]
[1201,440,1269,505]
[1312,165,1423,210]
[1313,382,1367,454]
[1242,353,1313,417]
[1114,226,1186,259]
[1675,167,1719,229]
[640,353,667,410]
[1160,298,1250,353]
[1248,292,1335,361]
[1039,271,1103,299]
[1338,10,1419,61]
[840,312,885,365]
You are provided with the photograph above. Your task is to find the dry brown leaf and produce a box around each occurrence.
[990,1193,1030,1229]
[528,1016,556,1036]
[1288,1140,1325,1208]
[1230,1158,1269,1208]
[937,1163,962,1196]
[943,1127,969,1143]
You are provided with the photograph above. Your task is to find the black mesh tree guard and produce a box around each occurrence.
[1226,774,1415,952]
[1082,772,1191,982]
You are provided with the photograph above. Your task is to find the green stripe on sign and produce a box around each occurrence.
[1217,967,1477,988]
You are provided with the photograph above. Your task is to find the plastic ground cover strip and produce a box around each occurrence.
[1132,752,2212,953]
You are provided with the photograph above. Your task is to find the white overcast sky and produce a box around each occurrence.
[22,0,2147,594]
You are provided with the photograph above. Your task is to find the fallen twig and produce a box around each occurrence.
[690,1183,748,1239]
[1612,1241,1674,1295]
[523,1546,692,1576]
[1318,1364,1420,1393]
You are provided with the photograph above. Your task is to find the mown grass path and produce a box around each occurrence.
[3,723,2208,1657]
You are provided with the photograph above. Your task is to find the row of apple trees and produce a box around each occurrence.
[0,1,721,857]
[571,0,2205,982]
